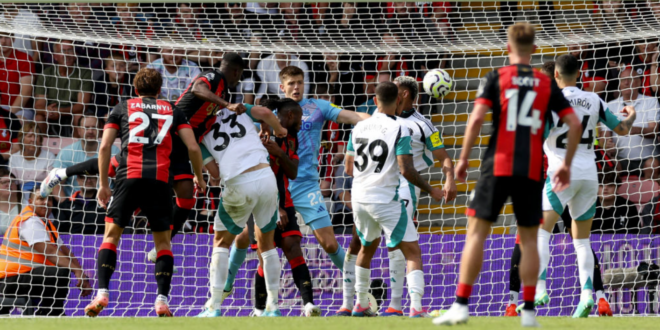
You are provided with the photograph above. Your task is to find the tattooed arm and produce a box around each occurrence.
[397,154,444,201]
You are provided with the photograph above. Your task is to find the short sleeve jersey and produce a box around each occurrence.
[292,98,343,184]
[398,109,444,171]
[105,97,191,183]
[202,104,269,182]
[475,64,574,182]
[175,69,229,142]
[0,109,20,154]
[544,87,620,181]
[347,112,412,204]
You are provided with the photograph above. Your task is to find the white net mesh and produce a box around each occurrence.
[0,1,659,317]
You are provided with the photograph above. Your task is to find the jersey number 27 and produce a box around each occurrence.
[128,112,173,145]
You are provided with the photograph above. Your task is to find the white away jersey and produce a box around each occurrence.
[398,109,444,171]
[202,104,269,182]
[544,86,620,181]
[347,112,412,203]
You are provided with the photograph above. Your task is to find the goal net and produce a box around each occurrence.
[0,1,659,317]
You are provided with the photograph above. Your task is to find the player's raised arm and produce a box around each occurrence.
[249,105,288,138]
[336,109,370,125]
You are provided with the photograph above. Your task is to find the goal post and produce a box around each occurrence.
[0,1,659,317]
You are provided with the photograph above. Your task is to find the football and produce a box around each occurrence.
[423,69,453,99]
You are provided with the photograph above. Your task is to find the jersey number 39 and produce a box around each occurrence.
[354,138,389,173]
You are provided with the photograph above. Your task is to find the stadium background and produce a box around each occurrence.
[0,1,659,317]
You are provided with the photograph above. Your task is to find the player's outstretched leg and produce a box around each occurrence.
[85,224,123,317]
[256,225,282,317]
[338,227,361,316]
[505,241,522,316]
[280,235,319,316]
[198,230,236,317]
[571,218,595,318]
[433,217,492,326]
[593,248,612,316]
[152,230,174,317]
[41,157,101,197]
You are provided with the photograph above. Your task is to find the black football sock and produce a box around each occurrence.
[290,258,314,305]
[155,250,174,296]
[97,243,117,290]
[171,198,194,239]
[254,266,267,310]
[65,158,99,177]
[592,248,604,293]
[509,243,522,296]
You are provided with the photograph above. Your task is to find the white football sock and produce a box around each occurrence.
[536,229,552,294]
[574,238,594,302]
[342,253,357,309]
[210,247,229,310]
[596,290,606,301]
[509,291,519,305]
[406,270,425,311]
[355,266,371,308]
[388,249,406,311]
[262,248,281,310]
[97,288,109,297]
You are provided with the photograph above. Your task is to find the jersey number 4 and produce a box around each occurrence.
[128,112,173,145]
[505,89,542,134]
[210,114,246,152]
[354,138,389,173]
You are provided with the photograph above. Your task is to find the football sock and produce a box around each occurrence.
[342,253,357,309]
[523,286,536,311]
[65,158,98,177]
[289,256,314,305]
[225,245,248,291]
[254,266,267,310]
[536,229,552,294]
[210,247,229,310]
[574,238,594,301]
[509,243,521,304]
[328,246,345,272]
[355,266,371,308]
[155,250,174,296]
[592,248,605,293]
[406,270,425,311]
[388,249,406,311]
[456,283,472,305]
[262,249,280,310]
[97,242,117,291]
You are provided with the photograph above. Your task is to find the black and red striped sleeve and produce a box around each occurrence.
[548,79,574,118]
[104,103,122,130]
[474,70,498,108]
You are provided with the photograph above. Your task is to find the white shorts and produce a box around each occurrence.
[214,167,279,235]
[353,200,418,248]
[542,178,598,221]
[398,178,421,219]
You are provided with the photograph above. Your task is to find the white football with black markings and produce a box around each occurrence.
[423,69,453,99]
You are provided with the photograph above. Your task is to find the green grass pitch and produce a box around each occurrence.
[2,317,659,330]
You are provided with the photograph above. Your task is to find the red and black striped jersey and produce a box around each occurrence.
[270,134,299,208]
[105,97,191,183]
[175,69,229,142]
[475,64,574,182]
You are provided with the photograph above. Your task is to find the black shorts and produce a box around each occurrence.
[106,179,174,232]
[468,172,544,227]
[249,207,302,249]
[170,135,193,182]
